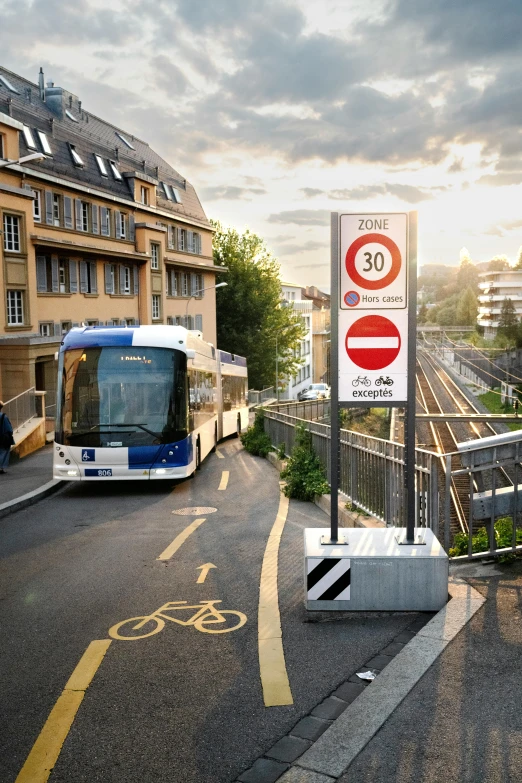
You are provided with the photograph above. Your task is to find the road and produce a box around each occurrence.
[1,438,420,783]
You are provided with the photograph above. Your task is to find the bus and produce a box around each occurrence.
[53,325,248,481]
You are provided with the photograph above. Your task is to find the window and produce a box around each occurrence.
[59,259,69,293]
[178,229,186,251]
[181,272,189,297]
[116,132,135,149]
[105,264,115,294]
[86,319,99,326]
[123,266,131,294]
[94,154,108,176]
[111,318,121,326]
[37,131,52,155]
[7,290,24,325]
[65,109,79,123]
[53,194,61,226]
[172,187,182,204]
[151,243,160,270]
[37,256,77,294]
[161,182,172,200]
[33,190,41,222]
[0,74,20,93]
[80,260,98,294]
[140,186,149,205]
[39,322,52,337]
[81,202,89,232]
[152,294,160,320]
[22,126,36,149]
[118,212,126,239]
[124,318,136,326]
[3,214,20,252]
[109,161,122,180]
[61,321,72,334]
[69,144,84,167]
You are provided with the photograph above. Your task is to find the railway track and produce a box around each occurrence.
[416,347,514,539]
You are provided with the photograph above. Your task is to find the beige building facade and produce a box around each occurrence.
[0,66,220,410]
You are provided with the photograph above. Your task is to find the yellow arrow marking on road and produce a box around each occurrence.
[196,563,217,583]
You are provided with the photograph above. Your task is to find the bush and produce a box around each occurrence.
[240,410,272,457]
[449,515,522,559]
[280,424,330,501]
[276,442,286,460]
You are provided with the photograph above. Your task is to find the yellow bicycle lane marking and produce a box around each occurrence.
[15,640,111,783]
[157,517,207,561]
[218,470,229,490]
[108,600,247,638]
[258,490,293,707]
[215,448,225,459]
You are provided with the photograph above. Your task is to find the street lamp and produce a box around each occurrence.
[0,153,46,169]
[185,281,227,322]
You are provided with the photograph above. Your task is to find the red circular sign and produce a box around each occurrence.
[346,233,401,291]
[345,315,401,370]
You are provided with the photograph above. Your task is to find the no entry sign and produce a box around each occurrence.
[345,315,401,370]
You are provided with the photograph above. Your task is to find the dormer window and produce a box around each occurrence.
[65,109,79,123]
[109,160,122,180]
[94,154,108,176]
[161,182,172,200]
[172,188,182,204]
[69,143,84,167]
[140,185,149,205]
[37,131,52,155]
[23,126,37,150]
[116,132,135,150]
[0,74,19,93]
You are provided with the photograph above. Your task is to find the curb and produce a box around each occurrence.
[236,577,485,782]
[0,479,64,520]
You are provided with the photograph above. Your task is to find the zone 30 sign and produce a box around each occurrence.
[338,213,409,404]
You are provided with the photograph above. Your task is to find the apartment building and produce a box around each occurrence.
[477,270,522,339]
[0,66,220,407]
[301,285,330,385]
[280,282,313,399]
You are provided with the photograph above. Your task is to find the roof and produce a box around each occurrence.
[0,65,209,228]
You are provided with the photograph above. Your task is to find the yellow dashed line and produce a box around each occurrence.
[157,518,207,561]
[218,471,229,491]
[215,449,225,459]
[15,640,111,783]
[258,491,293,707]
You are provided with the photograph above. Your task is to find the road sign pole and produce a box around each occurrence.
[325,213,346,546]
[399,211,418,545]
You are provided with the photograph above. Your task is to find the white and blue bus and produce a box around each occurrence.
[53,325,248,481]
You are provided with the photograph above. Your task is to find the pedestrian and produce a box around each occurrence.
[0,401,15,474]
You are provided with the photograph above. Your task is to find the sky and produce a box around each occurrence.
[2,0,522,290]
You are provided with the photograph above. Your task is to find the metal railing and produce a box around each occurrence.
[2,387,37,433]
[267,399,330,421]
[264,407,522,560]
[248,387,275,405]
[263,408,438,530]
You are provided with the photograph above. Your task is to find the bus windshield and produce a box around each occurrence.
[57,346,188,448]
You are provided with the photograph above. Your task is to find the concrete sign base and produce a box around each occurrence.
[304,527,448,612]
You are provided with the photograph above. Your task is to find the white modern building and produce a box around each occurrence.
[280,281,313,400]
[477,271,522,339]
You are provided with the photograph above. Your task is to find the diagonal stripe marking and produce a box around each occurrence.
[307,558,341,591]
[317,566,351,601]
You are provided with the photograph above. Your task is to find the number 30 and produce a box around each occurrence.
[363,251,385,272]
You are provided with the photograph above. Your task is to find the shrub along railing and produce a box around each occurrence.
[263,406,439,531]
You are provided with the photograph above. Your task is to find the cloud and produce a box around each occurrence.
[199,185,266,201]
[150,55,189,96]
[328,183,434,204]
[477,173,522,187]
[268,210,331,226]
[301,188,324,198]
[276,240,325,256]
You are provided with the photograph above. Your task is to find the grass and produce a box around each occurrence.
[348,408,391,439]
[477,390,522,431]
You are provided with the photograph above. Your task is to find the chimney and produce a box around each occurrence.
[38,67,45,101]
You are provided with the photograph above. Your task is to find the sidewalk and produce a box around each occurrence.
[1,444,54,505]
[336,559,522,783]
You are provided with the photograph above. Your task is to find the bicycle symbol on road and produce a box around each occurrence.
[108,600,247,639]
[352,376,371,387]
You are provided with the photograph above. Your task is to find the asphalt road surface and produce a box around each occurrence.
[1,438,419,783]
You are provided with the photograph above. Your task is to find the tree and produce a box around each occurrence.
[456,256,479,294]
[514,246,522,270]
[488,255,510,272]
[498,297,518,342]
[212,221,306,390]
[456,287,478,326]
